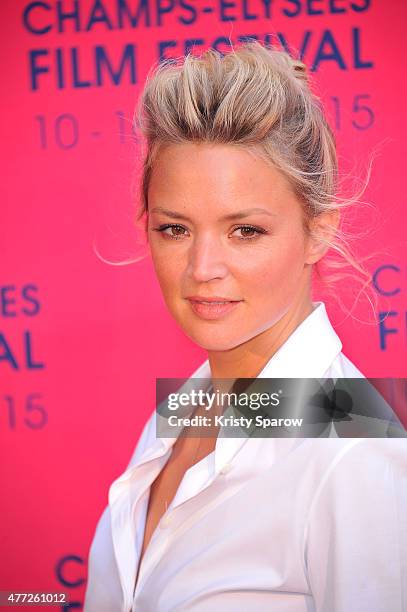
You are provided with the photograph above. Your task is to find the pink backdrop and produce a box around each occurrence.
[1,0,407,609]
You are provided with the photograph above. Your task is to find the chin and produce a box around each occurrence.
[182,326,247,352]
[171,304,250,351]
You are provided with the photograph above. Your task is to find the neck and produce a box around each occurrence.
[208,295,315,382]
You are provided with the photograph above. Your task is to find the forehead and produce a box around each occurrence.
[148,142,299,215]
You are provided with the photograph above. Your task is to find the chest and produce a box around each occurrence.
[150,435,216,516]
[137,434,218,571]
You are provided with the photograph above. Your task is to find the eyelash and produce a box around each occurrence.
[152,223,268,241]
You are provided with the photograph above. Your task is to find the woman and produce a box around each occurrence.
[84,41,406,611]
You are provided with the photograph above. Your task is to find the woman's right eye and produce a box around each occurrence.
[153,224,189,240]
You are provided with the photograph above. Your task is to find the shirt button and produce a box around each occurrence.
[160,513,172,528]
[220,463,233,475]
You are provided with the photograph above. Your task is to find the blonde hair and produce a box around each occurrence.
[132,39,378,321]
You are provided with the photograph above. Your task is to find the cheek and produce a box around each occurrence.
[150,247,182,297]
[231,237,306,290]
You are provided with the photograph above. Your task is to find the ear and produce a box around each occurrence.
[304,209,340,265]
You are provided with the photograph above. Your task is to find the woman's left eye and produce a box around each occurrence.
[231,225,267,240]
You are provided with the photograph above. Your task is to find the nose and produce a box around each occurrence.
[186,233,229,283]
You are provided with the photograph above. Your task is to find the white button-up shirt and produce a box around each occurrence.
[84,302,407,611]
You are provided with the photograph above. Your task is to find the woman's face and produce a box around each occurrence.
[147,142,318,351]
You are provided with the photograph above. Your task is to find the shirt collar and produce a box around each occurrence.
[257,301,342,378]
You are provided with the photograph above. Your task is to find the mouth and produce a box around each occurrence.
[186,297,243,320]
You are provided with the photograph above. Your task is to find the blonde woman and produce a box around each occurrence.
[84,41,407,611]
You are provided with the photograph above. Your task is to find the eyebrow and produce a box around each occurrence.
[149,206,277,221]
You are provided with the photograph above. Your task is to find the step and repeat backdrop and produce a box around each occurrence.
[1,0,406,609]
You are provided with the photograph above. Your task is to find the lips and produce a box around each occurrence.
[186,296,242,320]
[192,300,230,304]
[187,296,240,303]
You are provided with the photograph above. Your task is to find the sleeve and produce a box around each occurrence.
[83,409,156,612]
[304,439,407,612]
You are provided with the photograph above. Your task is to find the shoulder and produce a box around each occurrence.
[326,437,407,479]
[306,437,407,480]
[304,438,407,519]
[303,438,407,559]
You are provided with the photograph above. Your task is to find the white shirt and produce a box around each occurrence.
[84,301,407,612]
